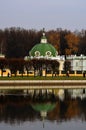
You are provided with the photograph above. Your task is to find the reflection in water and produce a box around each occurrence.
[68,89,86,99]
[32,102,56,128]
[0,88,86,129]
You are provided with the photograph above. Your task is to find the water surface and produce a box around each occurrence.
[0,88,86,130]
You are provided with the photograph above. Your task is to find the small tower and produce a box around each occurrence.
[41,28,47,43]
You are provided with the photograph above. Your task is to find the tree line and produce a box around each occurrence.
[0,27,86,58]
[0,58,61,77]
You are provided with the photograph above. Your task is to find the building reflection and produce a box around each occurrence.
[32,102,56,128]
[0,88,86,125]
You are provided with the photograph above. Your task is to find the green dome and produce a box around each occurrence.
[32,103,56,112]
[29,32,58,57]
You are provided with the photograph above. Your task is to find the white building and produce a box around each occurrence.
[67,54,86,72]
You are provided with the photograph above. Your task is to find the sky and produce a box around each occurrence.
[0,0,86,31]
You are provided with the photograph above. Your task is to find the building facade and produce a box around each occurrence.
[26,31,65,75]
[67,55,86,73]
[25,31,86,76]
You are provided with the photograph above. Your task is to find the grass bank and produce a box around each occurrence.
[0,76,86,80]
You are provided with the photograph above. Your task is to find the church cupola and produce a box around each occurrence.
[40,29,47,43]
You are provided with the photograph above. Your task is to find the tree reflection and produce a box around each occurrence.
[0,91,86,125]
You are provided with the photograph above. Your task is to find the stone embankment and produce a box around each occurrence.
[0,80,86,90]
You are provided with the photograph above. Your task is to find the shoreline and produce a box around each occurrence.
[0,80,86,90]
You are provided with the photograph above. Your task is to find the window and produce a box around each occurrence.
[46,51,51,57]
[35,51,40,57]
[76,62,78,67]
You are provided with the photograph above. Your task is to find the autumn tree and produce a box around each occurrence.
[47,30,60,53]
[0,27,86,58]
[78,30,86,55]
[59,29,69,55]
[65,32,79,55]
[5,28,40,58]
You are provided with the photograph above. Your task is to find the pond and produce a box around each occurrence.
[0,88,86,130]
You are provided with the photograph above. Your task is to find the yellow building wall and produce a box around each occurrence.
[0,69,11,77]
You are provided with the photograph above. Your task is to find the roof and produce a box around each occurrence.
[29,32,58,57]
[29,43,57,57]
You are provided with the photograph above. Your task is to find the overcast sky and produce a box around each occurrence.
[0,0,86,31]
